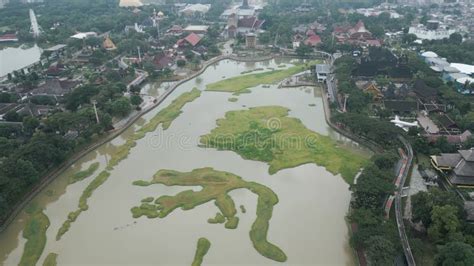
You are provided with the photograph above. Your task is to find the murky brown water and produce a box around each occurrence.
[0,59,369,265]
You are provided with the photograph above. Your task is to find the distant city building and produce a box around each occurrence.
[408,20,455,40]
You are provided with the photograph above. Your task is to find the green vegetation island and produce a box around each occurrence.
[191,238,211,266]
[206,62,318,95]
[56,89,201,240]
[19,205,50,266]
[42,253,58,266]
[131,167,287,262]
[200,106,368,183]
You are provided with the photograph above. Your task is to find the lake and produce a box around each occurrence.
[0,58,369,265]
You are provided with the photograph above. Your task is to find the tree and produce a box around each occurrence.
[366,235,396,265]
[177,59,186,67]
[3,111,21,122]
[412,191,434,227]
[296,43,312,57]
[435,242,474,266]
[428,205,460,243]
[449,33,463,45]
[109,97,131,117]
[130,95,143,106]
[23,116,40,135]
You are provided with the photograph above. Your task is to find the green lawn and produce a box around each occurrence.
[200,106,369,184]
[131,167,287,262]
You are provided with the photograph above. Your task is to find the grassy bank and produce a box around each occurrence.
[191,237,211,266]
[56,89,202,240]
[131,168,287,262]
[206,62,317,94]
[19,209,50,266]
[200,106,369,183]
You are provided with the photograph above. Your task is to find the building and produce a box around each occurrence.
[183,25,209,34]
[0,33,18,42]
[315,64,330,82]
[304,34,321,47]
[29,79,80,97]
[178,4,211,17]
[408,20,455,40]
[176,33,202,48]
[102,36,117,51]
[333,21,382,47]
[431,148,474,186]
[245,33,257,49]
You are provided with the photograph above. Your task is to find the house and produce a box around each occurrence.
[315,64,330,82]
[167,25,184,36]
[0,33,19,42]
[46,62,66,77]
[383,100,419,115]
[176,33,202,48]
[226,15,265,37]
[183,25,209,34]
[413,79,438,102]
[431,148,474,185]
[437,114,460,134]
[426,130,472,144]
[292,33,305,49]
[358,82,383,101]
[153,54,174,70]
[333,21,382,47]
[304,34,321,47]
[30,79,80,97]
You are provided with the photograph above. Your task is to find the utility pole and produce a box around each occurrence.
[137,46,142,62]
[92,100,100,124]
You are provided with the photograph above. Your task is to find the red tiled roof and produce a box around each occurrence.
[304,35,321,46]
[184,33,201,46]
[0,33,18,40]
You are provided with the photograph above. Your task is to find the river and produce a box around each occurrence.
[0,45,42,77]
[0,59,369,265]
